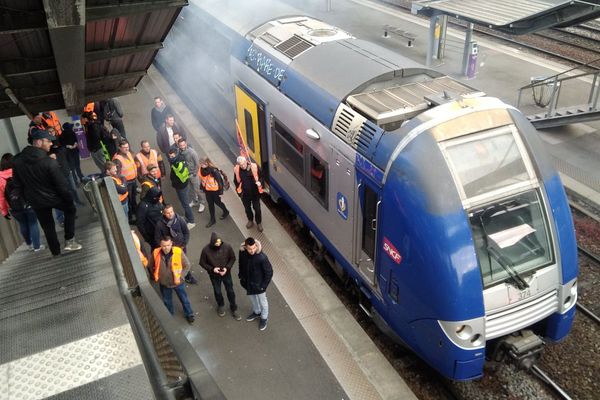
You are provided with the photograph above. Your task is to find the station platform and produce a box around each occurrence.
[2,1,600,399]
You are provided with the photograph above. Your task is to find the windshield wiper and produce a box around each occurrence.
[487,245,530,291]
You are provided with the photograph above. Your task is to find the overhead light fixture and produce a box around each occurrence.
[306,128,320,140]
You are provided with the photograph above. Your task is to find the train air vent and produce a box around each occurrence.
[331,104,368,150]
[260,32,282,47]
[275,35,314,59]
[356,120,378,154]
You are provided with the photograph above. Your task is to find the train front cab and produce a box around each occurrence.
[374,97,578,380]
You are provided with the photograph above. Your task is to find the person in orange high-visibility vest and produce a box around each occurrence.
[104,161,129,218]
[113,139,138,224]
[41,111,62,136]
[131,230,148,268]
[149,236,195,323]
[199,157,229,228]
[136,140,165,180]
[233,156,264,232]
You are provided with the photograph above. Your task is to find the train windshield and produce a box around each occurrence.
[469,190,554,288]
[440,125,536,206]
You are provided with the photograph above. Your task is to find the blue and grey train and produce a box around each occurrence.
[157,0,578,380]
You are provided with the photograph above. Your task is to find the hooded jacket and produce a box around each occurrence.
[154,213,189,248]
[238,240,273,295]
[136,187,164,247]
[12,146,73,208]
[199,232,236,276]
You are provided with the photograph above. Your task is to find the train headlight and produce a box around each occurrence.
[439,318,485,349]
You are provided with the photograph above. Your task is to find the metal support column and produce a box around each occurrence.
[42,0,85,115]
[426,14,438,67]
[326,0,332,12]
[1,118,20,154]
[462,23,474,76]
[437,15,448,61]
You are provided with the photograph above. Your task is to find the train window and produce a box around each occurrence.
[244,109,255,152]
[361,185,378,260]
[272,118,305,182]
[309,154,328,208]
[441,126,535,204]
[469,189,553,288]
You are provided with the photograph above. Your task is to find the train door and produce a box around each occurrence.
[234,84,268,178]
[355,172,381,288]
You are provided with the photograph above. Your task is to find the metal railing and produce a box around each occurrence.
[517,57,600,118]
[89,177,225,400]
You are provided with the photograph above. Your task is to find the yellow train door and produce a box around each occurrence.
[234,84,265,167]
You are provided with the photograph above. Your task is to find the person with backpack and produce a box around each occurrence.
[167,148,195,229]
[199,157,229,228]
[0,153,43,252]
[12,129,83,255]
[101,98,126,138]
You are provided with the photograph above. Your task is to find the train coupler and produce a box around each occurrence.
[499,330,545,370]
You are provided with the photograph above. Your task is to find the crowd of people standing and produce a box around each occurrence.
[1,95,273,330]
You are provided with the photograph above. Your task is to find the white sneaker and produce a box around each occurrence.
[187,223,196,230]
[198,203,205,213]
[33,245,46,252]
[64,239,83,251]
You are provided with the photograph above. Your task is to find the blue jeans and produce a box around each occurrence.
[175,185,194,223]
[249,292,269,320]
[160,283,194,318]
[11,208,41,249]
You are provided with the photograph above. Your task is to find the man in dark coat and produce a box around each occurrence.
[12,129,83,256]
[101,98,126,138]
[81,112,106,172]
[238,237,273,331]
[200,232,240,319]
[59,122,84,185]
[157,115,186,154]
[136,187,164,249]
[151,97,173,132]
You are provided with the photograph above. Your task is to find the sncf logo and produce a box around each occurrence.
[383,237,402,264]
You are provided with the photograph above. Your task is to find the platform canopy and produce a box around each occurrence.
[0,0,188,119]
[413,0,600,34]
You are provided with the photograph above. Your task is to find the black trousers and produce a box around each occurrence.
[34,202,76,255]
[242,194,261,224]
[110,119,126,138]
[209,274,237,310]
[205,191,228,222]
[126,180,137,219]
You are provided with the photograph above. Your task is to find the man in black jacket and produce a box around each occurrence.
[238,237,273,331]
[136,187,164,249]
[200,232,240,319]
[81,112,106,172]
[101,98,126,138]
[151,97,172,132]
[12,129,83,256]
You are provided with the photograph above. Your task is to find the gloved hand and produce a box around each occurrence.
[4,214,11,220]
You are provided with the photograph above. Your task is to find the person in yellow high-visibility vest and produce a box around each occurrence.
[148,236,195,323]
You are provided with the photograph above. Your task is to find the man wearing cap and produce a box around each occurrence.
[12,129,83,255]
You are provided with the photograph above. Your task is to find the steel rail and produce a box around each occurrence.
[531,365,573,400]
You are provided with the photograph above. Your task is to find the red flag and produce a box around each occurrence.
[235,118,251,161]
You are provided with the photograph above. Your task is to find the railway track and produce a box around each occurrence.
[531,366,574,400]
